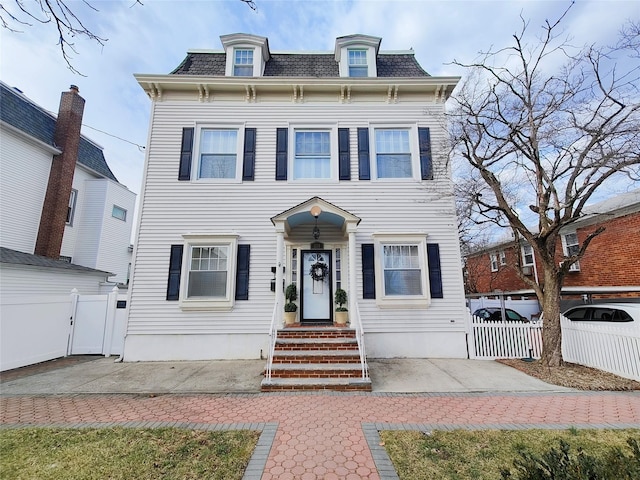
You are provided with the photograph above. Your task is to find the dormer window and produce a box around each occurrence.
[335,34,381,78]
[348,49,368,77]
[221,34,270,78]
[234,49,254,76]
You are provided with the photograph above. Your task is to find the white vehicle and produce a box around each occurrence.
[563,303,640,329]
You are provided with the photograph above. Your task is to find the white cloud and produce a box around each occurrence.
[1,0,635,203]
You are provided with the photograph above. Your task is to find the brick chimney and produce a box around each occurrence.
[35,85,85,258]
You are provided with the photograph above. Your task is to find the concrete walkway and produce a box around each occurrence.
[2,358,639,480]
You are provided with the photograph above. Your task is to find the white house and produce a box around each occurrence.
[0,82,136,284]
[126,33,467,369]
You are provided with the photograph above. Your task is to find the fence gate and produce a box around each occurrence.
[468,316,543,360]
[69,287,127,356]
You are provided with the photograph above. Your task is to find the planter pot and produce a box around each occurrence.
[335,311,348,325]
[284,311,298,325]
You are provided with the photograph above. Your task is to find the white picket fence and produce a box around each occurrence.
[561,315,640,381]
[468,316,543,360]
[468,313,640,382]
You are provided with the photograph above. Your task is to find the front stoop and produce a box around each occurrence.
[261,327,371,392]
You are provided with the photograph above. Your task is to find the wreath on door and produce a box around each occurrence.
[309,261,329,282]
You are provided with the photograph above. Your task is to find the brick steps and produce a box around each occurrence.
[261,377,372,392]
[261,327,371,392]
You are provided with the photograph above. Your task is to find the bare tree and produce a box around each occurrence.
[448,6,640,366]
[1,0,256,74]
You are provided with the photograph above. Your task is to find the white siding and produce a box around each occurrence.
[0,126,52,252]
[61,167,97,260]
[62,175,136,283]
[0,264,107,295]
[126,100,468,360]
[94,180,135,283]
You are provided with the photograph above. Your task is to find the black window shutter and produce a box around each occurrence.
[275,128,288,180]
[427,243,443,298]
[418,127,433,180]
[362,243,376,299]
[179,128,194,181]
[242,128,256,181]
[166,244,184,300]
[357,128,370,180]
[235,244,250,300]
[338,128,350,180]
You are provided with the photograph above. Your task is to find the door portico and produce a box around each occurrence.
[271,197,360,325]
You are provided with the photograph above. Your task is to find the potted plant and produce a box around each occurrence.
[284,283,298,325]
[334,288,348,325]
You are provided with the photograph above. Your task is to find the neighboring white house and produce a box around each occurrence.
[0,82,136,284]
[125,33,467,362]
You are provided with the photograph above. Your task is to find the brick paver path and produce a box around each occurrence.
[2,392,640,479]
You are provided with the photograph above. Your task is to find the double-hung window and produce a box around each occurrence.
[198,128,239,180]
[179,234,239,310]
[66,189,77,225]
[490,253,499,272]
[372,233,430,308]
[293,130,331,180]
[562,232,581,271]
[383,245,422,296]
[188,246,229,298]
[374,128,413,179]
[348,49,368,77]
[521,244,534,266]
[234,49,253,76]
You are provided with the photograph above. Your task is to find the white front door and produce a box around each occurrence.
[301,250,332,323]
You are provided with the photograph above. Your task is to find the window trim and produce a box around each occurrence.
[66,189,78,226]
[521,244,534,266]
[288,125,339,183]
[179,234,239,311]
[112,205,127,221]
[194,125,245,182]
[562,232,581,271]
[490,252,499,272]
[372,233,430,309]
[499,250,506,266]
[370,125,420,181]
[233,48,254,77]
[347,48,368,77]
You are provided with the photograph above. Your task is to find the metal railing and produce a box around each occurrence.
[352,302,369,379]
[265,299,280,381]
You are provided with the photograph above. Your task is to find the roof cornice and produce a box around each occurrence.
[134,73,460,102]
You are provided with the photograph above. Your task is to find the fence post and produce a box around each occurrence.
[102,286,119,357]
[67,289,80,356]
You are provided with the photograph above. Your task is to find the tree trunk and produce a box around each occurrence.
[539,267,563,367]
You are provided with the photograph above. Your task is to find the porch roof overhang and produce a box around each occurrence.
[270,197,361,236]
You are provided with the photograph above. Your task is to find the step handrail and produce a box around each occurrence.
[265,299,280,381]
[353,302,368,379]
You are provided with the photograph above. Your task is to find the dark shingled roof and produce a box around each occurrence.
[1,247,113,276]
[0,83,118,182]
[171,52,430,77]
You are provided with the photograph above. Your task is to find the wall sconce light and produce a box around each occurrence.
[310,205,321,240]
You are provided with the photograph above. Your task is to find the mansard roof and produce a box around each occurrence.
[0,82,118,182]
[171,51,430,77]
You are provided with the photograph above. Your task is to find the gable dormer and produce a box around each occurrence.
[334,34,381,78]
[220,33,270,77]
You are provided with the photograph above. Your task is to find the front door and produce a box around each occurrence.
[301,250,332,323]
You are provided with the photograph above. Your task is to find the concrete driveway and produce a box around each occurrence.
[0,357,571,395]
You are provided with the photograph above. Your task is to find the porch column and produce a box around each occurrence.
[275,225,285,326]
[347,224,357,315]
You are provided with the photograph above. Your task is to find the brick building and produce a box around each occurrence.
[464,189,640,301]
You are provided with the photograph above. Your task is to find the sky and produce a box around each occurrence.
[1,0,638,204]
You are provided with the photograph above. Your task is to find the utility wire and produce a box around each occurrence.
[82,123,146,152]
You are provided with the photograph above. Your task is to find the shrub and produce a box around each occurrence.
[501,437,640,480]
[284,283,297,312]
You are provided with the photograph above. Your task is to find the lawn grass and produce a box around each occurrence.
[0,427,259,480]
[381,428,640,480]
